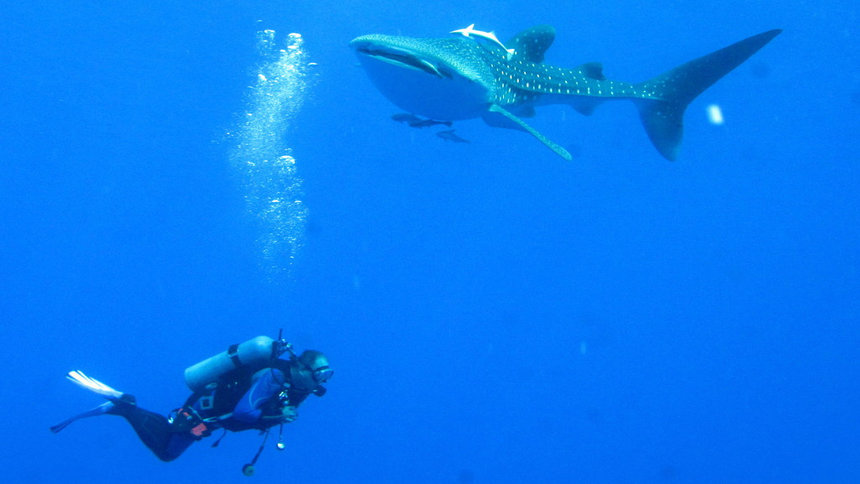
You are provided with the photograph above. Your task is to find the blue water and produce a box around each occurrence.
[1,1,858,483]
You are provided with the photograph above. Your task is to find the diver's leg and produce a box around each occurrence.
[163,432,197,461]
[107,397,195,462]
[54,371,198,460]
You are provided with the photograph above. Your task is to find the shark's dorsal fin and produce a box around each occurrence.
[485,104,572,161]
[507,25,556,63]
[579,62,606,81]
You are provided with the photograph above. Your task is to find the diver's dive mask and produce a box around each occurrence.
[312,366,334,384]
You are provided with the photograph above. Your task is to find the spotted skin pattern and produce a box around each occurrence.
[351,26,781,160]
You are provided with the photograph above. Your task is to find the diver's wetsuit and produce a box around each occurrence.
[108,399,195,461]
[109,366,307,462]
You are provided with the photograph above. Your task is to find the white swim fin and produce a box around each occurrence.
[50,371,129,434]
[65,370,124,400]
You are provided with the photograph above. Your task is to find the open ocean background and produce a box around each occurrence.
[1,1,857,482]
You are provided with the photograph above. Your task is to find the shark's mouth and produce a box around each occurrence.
[354,45,451,79]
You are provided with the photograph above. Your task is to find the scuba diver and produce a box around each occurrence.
[51,334,332,476]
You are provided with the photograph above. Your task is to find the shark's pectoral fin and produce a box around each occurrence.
[484,104,572,161]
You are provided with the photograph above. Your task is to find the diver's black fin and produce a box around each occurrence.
[50,401,115,433]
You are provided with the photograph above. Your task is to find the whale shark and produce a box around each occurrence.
[350,25,781,161]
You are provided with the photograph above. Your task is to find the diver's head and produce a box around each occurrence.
[292,350,333,391]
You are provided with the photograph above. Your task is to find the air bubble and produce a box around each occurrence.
[227,30,314,279]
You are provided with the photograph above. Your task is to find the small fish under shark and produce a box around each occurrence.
[437,129,469,143]
[350,25,781,160]
[391,113,453,128]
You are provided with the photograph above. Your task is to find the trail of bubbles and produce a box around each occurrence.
[228,30,312,279]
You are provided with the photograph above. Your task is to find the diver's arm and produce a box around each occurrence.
[231,368,287,424]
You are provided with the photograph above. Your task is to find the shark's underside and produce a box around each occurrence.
[350,26,781,160]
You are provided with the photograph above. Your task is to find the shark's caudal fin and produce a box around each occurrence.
[634,29,782,160]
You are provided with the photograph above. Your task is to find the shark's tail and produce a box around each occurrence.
[634,29,781,160]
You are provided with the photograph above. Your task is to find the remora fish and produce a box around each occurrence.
[392,113,453,127]
[437,129,469,143]
[391,112,423,124]
[350,25,781,160]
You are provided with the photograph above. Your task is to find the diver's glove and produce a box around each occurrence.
[280,405,298,423]
[262,405,298,423]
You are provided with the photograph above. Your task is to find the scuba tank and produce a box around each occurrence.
[185,336,286,393]
[184,332,298,476]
